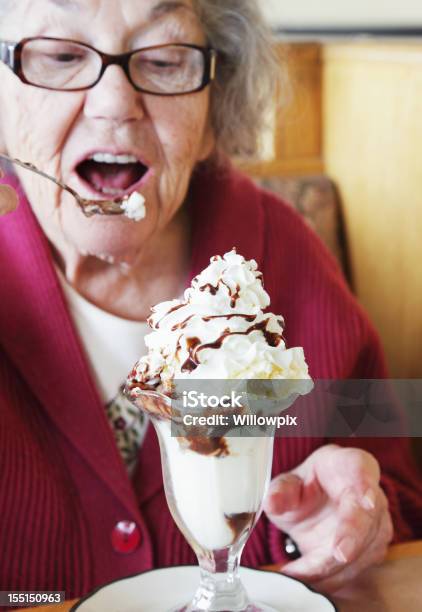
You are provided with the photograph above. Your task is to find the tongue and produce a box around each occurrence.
[79,161,142,192]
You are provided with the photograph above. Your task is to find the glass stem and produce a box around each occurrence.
[189,545,251,611]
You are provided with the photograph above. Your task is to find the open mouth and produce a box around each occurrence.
[76,152,150,198]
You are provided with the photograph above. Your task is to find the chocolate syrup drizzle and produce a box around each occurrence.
[202,314,256,323]
[224,512,256,541]
[181,435,229,457]
[180,318,283,373]
[181,337,201,373]
[171,315,194,332]
[229,284,241,308]
[199,278,241,308]
[151,302,185,329]
[199,283,219,295]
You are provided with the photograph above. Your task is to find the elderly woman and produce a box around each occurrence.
[0,0,421,601]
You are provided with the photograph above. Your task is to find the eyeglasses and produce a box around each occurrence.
[0,37,217,96]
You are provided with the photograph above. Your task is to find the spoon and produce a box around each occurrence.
[0,153,127,217]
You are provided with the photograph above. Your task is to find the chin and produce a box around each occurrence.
[70,235,142,268]
[60,205,147,266]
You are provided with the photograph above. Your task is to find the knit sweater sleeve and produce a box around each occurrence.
[333,326,422,542]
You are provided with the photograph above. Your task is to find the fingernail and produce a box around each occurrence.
[334,536,356,564]
[0,186,18,215]
[361,488,376,511]
[278,474,301,484]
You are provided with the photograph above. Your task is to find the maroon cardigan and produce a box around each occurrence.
[0,165,421,600]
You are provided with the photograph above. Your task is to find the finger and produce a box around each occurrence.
[282,545,345,582]
[281,502,383,584]
[313,445,380,501]
[282,488,392,585]
[311,509,393,593]
[311,499,392,592]
[264,473,324,527]
[332,487,380,564]
[314,447,381,504]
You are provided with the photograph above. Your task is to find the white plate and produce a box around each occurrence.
[71,566,337,612]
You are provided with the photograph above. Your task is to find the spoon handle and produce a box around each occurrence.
[0,153,127,217]
[0,153,72,194]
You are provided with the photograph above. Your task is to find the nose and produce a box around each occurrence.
[84,65,145,123]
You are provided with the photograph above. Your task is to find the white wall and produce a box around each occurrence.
[260,0,422,27]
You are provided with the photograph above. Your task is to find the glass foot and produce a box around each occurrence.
[172,602,278,612]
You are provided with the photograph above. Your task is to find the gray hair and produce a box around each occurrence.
[194,0,281,159]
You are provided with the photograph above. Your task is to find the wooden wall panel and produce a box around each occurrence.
[239,43,323,177]
[323,43,422,377]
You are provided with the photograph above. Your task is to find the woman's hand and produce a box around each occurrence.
[0,168,18,215]
[264,444,393,593]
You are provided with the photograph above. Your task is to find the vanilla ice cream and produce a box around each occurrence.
[156,420,274,550]
[120,191,146,221]
[127,249,311,551]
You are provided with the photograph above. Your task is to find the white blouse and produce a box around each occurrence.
[57,267,150,472]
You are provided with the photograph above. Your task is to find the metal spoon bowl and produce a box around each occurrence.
[0,153,127,217]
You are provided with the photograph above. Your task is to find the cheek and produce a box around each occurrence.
[0,75,85,233]
[148,95,212,211]
[152,94,211,169]
[0,73,83,167]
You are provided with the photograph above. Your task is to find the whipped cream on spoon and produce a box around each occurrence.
[0,153,145,220]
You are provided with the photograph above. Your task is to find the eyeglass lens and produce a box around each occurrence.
[20,39,206,94]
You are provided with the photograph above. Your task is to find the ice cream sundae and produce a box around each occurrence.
[126,249,310,548]
[126,249,311,611]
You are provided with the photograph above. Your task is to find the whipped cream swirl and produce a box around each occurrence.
[129,249,310,388]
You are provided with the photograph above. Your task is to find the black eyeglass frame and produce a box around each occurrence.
[0,36,218,96]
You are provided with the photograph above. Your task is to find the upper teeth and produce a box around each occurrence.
[90,153,139,164]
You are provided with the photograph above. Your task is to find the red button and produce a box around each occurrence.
[111,521,141,554]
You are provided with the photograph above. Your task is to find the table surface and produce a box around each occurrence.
[17,540,422,612]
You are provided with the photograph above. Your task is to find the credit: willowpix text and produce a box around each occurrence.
[182,413,298,428]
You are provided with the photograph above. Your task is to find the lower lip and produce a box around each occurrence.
[73,165,154,200]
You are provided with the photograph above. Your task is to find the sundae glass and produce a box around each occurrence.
[126,250,311,612]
